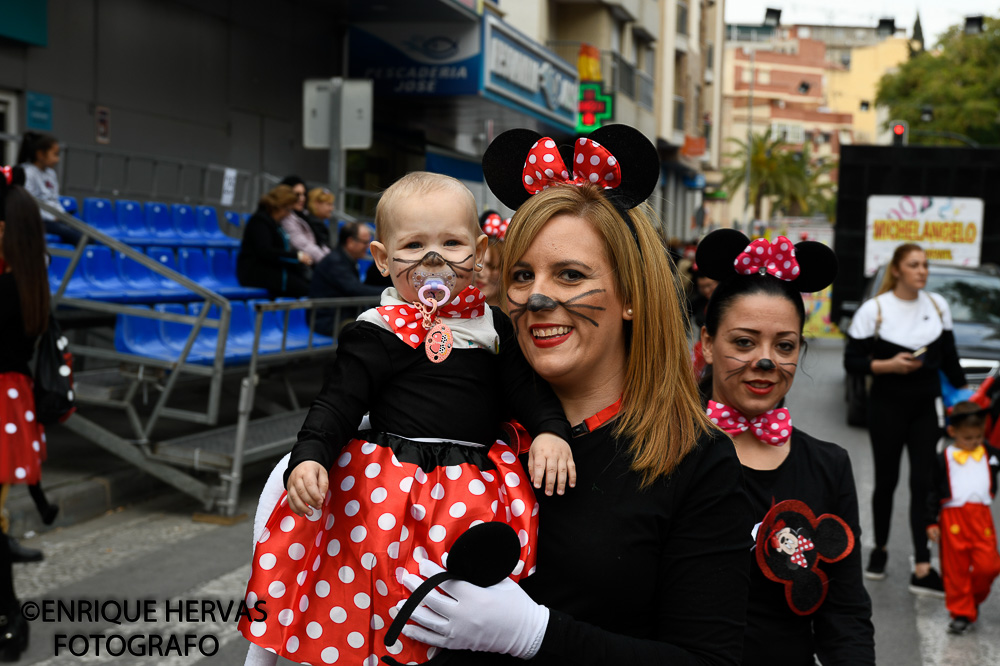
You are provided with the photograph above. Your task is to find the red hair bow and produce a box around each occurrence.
[521,137,622,194]
[481,213,509,240]
[1,165,12,185]
[734,236,800,281]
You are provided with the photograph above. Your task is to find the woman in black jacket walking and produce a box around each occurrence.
[236,185,312,297]
[844,243,966,594]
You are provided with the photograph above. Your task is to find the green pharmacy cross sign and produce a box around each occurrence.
[577,82,614,133]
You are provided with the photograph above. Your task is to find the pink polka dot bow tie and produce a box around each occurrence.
[377,286,486,350]
[706,399,793,446]
[734,236,800,281]
[521,137,622,194]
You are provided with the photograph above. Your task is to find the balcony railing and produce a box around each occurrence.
[673,95,685,132]
[611,52,637,100]
[638,71,654,111]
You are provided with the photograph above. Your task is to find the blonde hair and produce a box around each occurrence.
[877,243,924,295]
[259,184,298,216]
[307,187,334,215]
[375,171,478,242]
[501,185,712,486]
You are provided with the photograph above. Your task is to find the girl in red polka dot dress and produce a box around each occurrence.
[239,172,574,666]
[0,168,49,498]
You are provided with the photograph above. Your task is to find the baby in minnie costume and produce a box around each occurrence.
[238,172,574,666]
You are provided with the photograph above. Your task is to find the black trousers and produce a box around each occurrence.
[867,390,940,563]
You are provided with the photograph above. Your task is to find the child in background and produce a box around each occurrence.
[17,132,80,245]
[927,400,1000,634]
[239,171,574,666]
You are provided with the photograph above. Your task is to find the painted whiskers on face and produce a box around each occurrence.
[392,252,475,282]
[507,289,607,330]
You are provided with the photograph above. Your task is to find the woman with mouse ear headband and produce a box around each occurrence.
[844,243,967,592]
[395,125,754,666]
[695,229,874,666]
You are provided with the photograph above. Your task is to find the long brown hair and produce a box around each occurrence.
[258,184,299,218]
[501,185,712,486]
[3,185,50,335]
[877,243,923,296]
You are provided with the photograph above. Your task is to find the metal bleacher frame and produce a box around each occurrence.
[39,201,379,516]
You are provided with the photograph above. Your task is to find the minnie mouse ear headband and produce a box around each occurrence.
[0,165,25,214]
[482,124,659,213]
[695,228,838,293]
[479,210,509,240]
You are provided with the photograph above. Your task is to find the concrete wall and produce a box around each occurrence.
[0,0,344,184]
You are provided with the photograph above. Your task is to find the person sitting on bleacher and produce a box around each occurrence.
[278,176,330,264]
[236,185,312,297]
[305,186,334,247]
[307,221,383,335]
[17,132,82,246]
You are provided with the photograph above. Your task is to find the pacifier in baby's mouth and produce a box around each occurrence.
[411,259,457,306]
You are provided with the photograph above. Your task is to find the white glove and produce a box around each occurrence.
[398,557,549,659]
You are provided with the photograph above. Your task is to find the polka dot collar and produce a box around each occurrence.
[706,399,792,446]
[376,286,487,350]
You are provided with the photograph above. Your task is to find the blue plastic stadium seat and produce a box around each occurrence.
[82,198,121,237]
[116,200,152,242]
[44,234,61,245]
[147,247,195,298]
[59,196,79,217]
[275,297,335,348]
[223,211,241,229]
[145,202,181,245]
[114,306,184,362]
[196,206,239,247]
[156,303,218,364]
[358,258,373,277]
[80,245,133,301]
[47,244,92,298]
[171,204,202,243]
[205,248,268,299]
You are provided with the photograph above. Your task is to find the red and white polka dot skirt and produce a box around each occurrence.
[0,372,47,485]
[238,433,539,665]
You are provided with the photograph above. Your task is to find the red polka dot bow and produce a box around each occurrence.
[482,213,509,240]
[707,399,792,446]
[521,137,622,194]
[734,236,800,281]
[1,166,12,185]
[377,286,487,350]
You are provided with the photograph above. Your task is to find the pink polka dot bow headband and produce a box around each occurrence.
[694,229,839,294]
[521,137,622,194]
[734,236,801,281]
[480,212,509,240]
[482,125,660,213]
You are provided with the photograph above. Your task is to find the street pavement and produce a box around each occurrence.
[9,338,1000,664]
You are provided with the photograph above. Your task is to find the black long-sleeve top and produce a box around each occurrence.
[741,429,874,666]
[236,210,305,294]
[451,427,754,666]
[844,291,965,398]
[0,273,36,376]
[285,307,571,485]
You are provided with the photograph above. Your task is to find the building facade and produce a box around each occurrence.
[720,25,854,226]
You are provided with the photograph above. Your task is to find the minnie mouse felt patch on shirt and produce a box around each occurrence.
[755,499,854,616]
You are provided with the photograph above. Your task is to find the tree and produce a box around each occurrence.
[721,130,835,220]
[877,14,1000,146]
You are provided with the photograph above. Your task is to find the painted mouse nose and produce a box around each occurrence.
[755,358,776,371]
